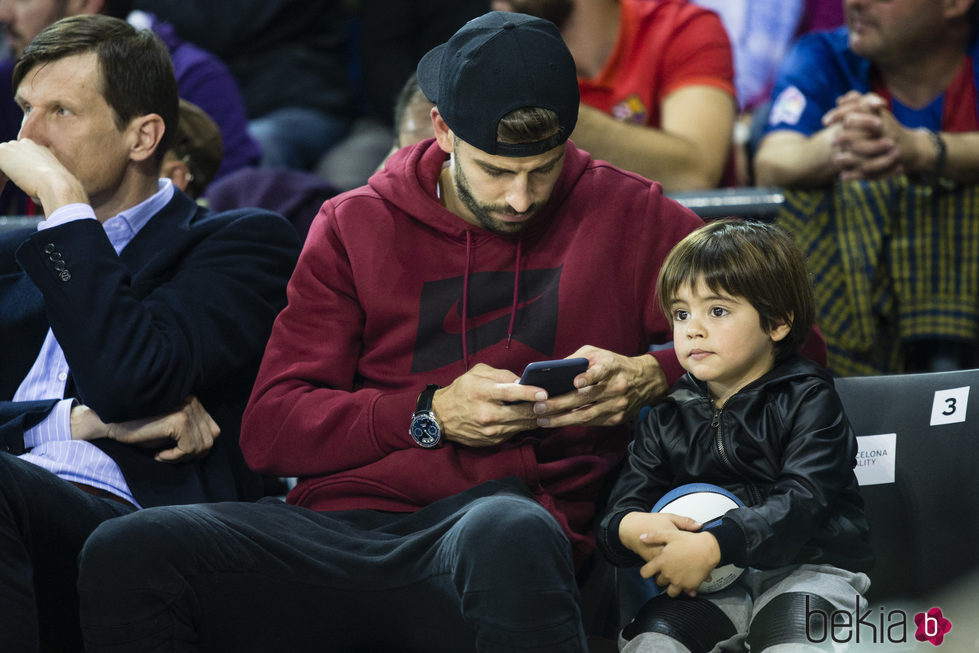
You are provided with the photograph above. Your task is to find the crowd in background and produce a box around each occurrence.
[1,0,977,374]
[2,3,978,650]
[0,0,843,195]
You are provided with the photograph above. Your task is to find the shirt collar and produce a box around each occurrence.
[102,178,175,254]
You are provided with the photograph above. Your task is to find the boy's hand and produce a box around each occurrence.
[640,530,721,598]
[618,511,701,562]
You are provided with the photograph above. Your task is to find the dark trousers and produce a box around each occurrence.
[0,452,136,652]
[78,478,587,652]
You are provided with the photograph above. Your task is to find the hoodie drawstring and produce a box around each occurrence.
[461,231,472,371]
[459,233,523,370]
[506,238,522,350]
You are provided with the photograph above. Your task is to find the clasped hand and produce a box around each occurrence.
[71,396,220,462]
[619,511,720,598]
[431,345,667,447]
[822,91,911,182]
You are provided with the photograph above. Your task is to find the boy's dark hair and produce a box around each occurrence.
[656,219,816,360]
[13,14,178,166]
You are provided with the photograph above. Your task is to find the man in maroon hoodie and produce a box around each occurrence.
[77,12,706,652]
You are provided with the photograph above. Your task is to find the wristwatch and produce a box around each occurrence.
[409,384,442,448]
[919,128,948,186]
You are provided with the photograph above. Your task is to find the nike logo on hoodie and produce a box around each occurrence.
[411,267,561,372]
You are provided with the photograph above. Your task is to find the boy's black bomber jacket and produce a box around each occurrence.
[597,355,874,574]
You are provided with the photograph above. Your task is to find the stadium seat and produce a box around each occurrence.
[835,368,979,602]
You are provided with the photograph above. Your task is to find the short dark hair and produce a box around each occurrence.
[13,14,178,165]
[497,107,562,146]
[656,219,816,361]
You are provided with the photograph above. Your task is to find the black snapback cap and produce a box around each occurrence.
[416,11,579,157]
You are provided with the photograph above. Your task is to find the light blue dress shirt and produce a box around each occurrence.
[13,179,176,507]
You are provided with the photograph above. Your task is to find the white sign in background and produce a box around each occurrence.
[853,387,970,486]
[854,433,897,486]
[930,386,970,426]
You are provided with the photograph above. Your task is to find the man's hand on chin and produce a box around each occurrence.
[0,139,88,214]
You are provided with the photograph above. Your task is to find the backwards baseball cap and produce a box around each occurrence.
[416,11,579,157]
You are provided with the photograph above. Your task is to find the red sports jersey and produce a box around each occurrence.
[578,0,735,128]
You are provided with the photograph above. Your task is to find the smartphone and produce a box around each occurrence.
[518,357,589,398]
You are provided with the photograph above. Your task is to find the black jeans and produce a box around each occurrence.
[78,478,587,652]
[0,452,136,652]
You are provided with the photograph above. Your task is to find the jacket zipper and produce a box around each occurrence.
[711,408,734,470]
[712,407,762,505]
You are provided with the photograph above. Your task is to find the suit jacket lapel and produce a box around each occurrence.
[117,189,200,295]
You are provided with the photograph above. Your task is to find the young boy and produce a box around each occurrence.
[597,220,873,652]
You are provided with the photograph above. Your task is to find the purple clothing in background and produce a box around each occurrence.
[694,0,805,111]
[693,0,844,112]
[801,0,844,33]
[142,13,261,180]
[0,14,260,214]
[205,167,338,243]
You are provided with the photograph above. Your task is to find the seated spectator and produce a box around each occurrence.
[208,73,435,244]
[162,98,224,200]
[315,0,486,191]
[126,9,261,180]
[692,0,806,184]
[357,0,490,131]
[756,0,979,188]
[375,71,436,167]
[755,0,979,373]
[694,0,806,114]
[76,12,706,651]
[134,0,353,171]
[393,73,436,149]
[494,0,737,190]
[0,0,260,213]
[0,15,298,650]
[598,220,871,652]
[696,0,842,119]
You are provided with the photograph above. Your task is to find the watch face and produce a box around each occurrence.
[410,413,441,447]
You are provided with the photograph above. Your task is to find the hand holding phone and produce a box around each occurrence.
[518,357,589,398]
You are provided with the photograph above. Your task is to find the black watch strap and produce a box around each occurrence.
[415,384,440,413]
[410,384,442,448]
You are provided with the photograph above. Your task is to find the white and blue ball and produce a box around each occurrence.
[651,483,745,593]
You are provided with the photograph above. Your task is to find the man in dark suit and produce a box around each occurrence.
[0,14,299,651]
